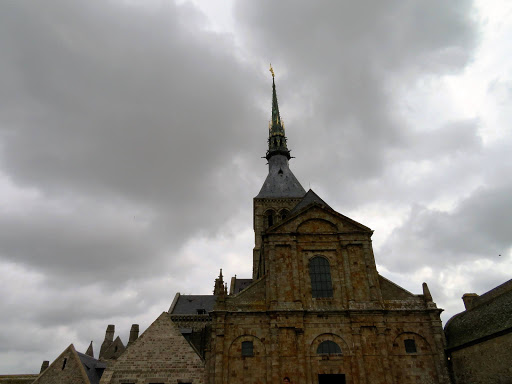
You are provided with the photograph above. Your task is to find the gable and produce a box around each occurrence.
[33,344,90,384]
[270,204,372,234]
[100,312,205,384]
[379,275,419,301]
[101,336,125,360]
[297,218,338,233]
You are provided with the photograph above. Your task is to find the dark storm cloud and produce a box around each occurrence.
[0,0,268,372]
[234,0,478,206]
[0,0,270,286]
[0,0,264,240]
[1,0,499,375]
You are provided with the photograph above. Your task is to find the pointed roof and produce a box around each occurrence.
[76,352,106,384]
[257,67,305,198]
[101,336,125,360]
[85,341,94,358]
[256,155,306,198]
[290,189,331,213]
[33,344,92,384]
[266,65,290,161]
[99,313,205,384]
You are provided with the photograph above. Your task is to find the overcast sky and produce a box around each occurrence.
[1,0,511,374]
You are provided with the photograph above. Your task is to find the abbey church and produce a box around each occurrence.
[1,74,455,384]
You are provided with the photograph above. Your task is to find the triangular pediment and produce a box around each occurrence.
[99,312,205,384]
[33,344,90,384]
[268,202,372,234]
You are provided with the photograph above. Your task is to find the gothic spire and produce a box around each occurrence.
[266,64,290,160]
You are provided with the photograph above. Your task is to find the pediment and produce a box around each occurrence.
[268,203,372,234]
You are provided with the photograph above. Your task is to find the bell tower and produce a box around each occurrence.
[252,66,306,279]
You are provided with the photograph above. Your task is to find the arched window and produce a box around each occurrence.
[317,340,341,355]
[309,257,333,298]
[280,209,289,221]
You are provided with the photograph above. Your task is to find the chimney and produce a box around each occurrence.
[129,324,139,345]
[100,324,115,359]
[105,324,115,342]
[462,293,479,310]
[40,360,49,373]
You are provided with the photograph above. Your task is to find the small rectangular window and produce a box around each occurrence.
[241,341,254,357]
[404,339,417,353]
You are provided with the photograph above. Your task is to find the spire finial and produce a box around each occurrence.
[214,268,226,296]
[269,63,275,78]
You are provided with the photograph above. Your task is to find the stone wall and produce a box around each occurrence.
[449,331,512,384]
[209,203,451,384]
[100,312,205,384]
[32,345,89,384]
[0,375,39,384]
[209,310,449,384]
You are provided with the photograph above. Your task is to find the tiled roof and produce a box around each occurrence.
[445,279,512,350]
[170,295,217,314]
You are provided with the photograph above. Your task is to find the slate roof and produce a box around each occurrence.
[232,279,253,295]
[445,278,512,350]
[170,295,217,314]
[256,155,306,198]
[290,189,331,214]
[77,352,106,384]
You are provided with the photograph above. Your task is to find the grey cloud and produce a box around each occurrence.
[0,1,263,229]
[1,0,500,375]
[380,182,512,272]
[234,0,478,202]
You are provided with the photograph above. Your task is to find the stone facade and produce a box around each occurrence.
[207,202,450,384]
[445,279,512,383]
[99,312,205,384]
[0,375,39,384]
[32,344,91,384]
[2,76,464,384]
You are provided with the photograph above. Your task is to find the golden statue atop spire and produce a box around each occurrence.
[269,63,275,78]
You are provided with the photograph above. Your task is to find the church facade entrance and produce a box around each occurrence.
[318,374,346,384]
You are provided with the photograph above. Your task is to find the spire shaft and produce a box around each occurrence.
[266,67,290,160]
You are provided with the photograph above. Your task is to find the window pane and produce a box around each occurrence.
[404,339,417,353]
[242,341,254,357]
[317,341,341,354]
[309,257,333,298]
